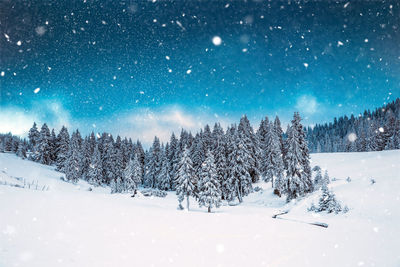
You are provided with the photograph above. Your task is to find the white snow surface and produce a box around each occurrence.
[0,150,399,267]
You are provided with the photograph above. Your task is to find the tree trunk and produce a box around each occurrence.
[237,184,242,203]
[186,194,190,210]
[208,206,211,213]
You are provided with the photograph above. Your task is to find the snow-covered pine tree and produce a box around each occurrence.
[127,154,142,193]
[49,129,57,163]
[157,148,171,191]
[37,123,52,165]
[312,166,323,190]
[102,135,116,185]
[144,137,162,188]
[190,132,206,175]
[257,117,269,177]
[65,130,83,183]
[226,125,253,203]
[123,153,142,193]
[198,150,222,212]
[274,116,285,157]
[17,140,27,159]
[167,133,178,189]
[285,112,313,201]
[80,137,92,181]
[212,123,228,199]
[113,142,125,188]
[312,186,345,214]
[111,176,123,194]
[28,122,40,160]
[238,115,261,183]
[0,139,5,153]
[87,144,103,186]
[322,170,330,189]
[56,126,70,172]
[175,146,196,210]
[262,121,286,195]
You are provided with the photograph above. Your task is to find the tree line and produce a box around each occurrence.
[307,98,400,153]
[1,98,399,211]
[0,112,314,209]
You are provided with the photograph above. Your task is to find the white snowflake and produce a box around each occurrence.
[212,36,222,46]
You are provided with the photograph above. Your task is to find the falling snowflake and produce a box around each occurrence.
[33,88,40,94]
[35,26,46,36]
[212,36,222,46]
[347,133,357,142]
[186,69,192,74]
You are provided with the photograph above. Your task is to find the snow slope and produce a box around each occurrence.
[0,151,399,267]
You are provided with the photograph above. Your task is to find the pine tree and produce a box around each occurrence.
[17,140,27,159]
[212,123,228,199]
[226,126,253,202]
[261,121,285,190]
[80,137,92,180]
[56,126,70,172]
[65,130,83,183]
[322,170,330,189]
[157,148,171,191]
[37,123,52,165]
[175,147,196,210]
[28,122,40,158]
[144,137,162,188]
[198,151,222,212]
[285,113,313,201]
[168,133,179,189]
[50,129,57,163]
[102,135,116,185]
[312,166,323,190]
[238,115,260,183]
[123,154,142,194]
[87,144,103,186]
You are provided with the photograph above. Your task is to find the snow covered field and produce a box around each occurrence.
[1,150,399,267]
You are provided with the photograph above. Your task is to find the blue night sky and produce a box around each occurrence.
[1,0,400,144]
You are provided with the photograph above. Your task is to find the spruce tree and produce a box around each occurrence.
[28,122,40,158]
[238,115,260,183]
[226,126,253,202]
[157,149,171,191]
[212,123,228,199]
[56,126,70,172]
[123,154,142,194]
[65,130,83,183]
[175,147,196,210]
[198,151,222,212]
[144,137,162,188]
[87,144,103,186]
[285,113,313,201]
[37,123,52,165]
[17,140,27,159]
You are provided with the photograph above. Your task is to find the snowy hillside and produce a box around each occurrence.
[1,150,399,267]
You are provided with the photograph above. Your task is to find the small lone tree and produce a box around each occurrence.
[198,151,222,212]
[123,154,142,194]
[175,147,196,210]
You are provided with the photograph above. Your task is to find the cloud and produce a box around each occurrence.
[295,95,318,115]
[0,107,37,135]
[0,100,73,136]
[113,106,231,145]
